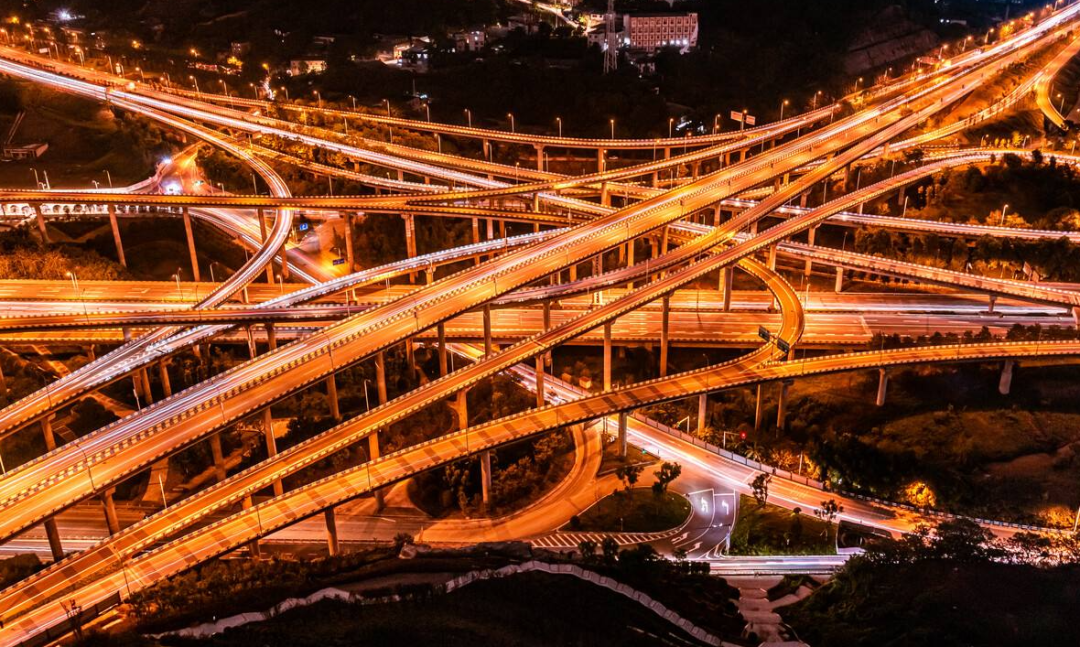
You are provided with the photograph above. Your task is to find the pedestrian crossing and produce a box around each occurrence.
[530,530,673,549]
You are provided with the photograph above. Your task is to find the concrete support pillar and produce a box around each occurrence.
[480,450,493,504]
[264,408,283,496]
[438,323,448,377]
[139,367,154,405]
[258,208,274,284]
[597,148,606,173]
[324,508,340,556]
[182,207,200,282]
[875,368,889,407]
[327,373,341,421]
[713,204,722,227]
[483,305,494,357]
[804,227,816,276]
[33,204,49,243]
[243,495,261,560]
[697,393,708,433]
[603,322,613,391]
[535,355,546,407]
[721,267,733,312]
[375,351,388,404]
[472,217,480,246]
[101,488,120,535]
[834,266,844,293]
[368,432,380,461]
[659,295,671,378]
[767,245,777,271]
[158,360,172,398]
[345,212,356,271]
[402,214,417,283]
[40,416,64,561]
[210,433,227,482]
[999,359,1016,396]
[486,218,494,242]
[266,322,277,350]
[107,205,126,267]
[776,380,791,430]
[600,182,610,207]
[618,412,628,458]
[535,144,544,171]
[245,325,257,359]
[754,384,764,432]
[987,294,997,314]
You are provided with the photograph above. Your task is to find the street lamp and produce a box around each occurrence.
[1000,203,1010,226]
[1058,92,1066,113]
[280,86,290,101]
[812,90,823,109]
[220,79,229,98]
[314,90,322,107]
[779,98,790,121]
[425,103,431,122]
[507,112,515,133]
[668,117,674,138]
[740,108,747,131]
[172,269,183,300]
[555,116,562,137]
[610,118,615,140]
[189,75,200,95]
[854,77,863,93]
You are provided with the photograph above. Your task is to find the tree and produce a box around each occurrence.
[615,464,643,490]
[578,539,597,561]
[600,536,619,565]
[751,473,772,507]
[651,461,682,495]
[815,499,844,539]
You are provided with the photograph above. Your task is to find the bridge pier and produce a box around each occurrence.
[597,148,606,173]
[603,322,613,390]
[327,373,341,421]
[875,368,889,406]
[999,359,1016,395]
[403,214,417,283]
[834,267,844,293]
[182,207,200,281]
[480,450,493,505]
[266,322,277,350]
[264,408,283,496]
[804,227,816,276]
[243,495,261,559]
[600,182,610,207]
[375,351,388,404]
[776,380,791,430]
[210,433,227,482]
[107,205,127,267]
[245,325,258,359]
[33,204,49,243]
[698,393,708,433]
[483,305,494,356]
[345,212,356,271]
[660,295,671,378]
[101,488,120,535]
[754,384,764,432]
[987,294,997,314]
[438,323,448,377]
[258,208,274,283]
[535,144,545,171]
[158,359,172,398]
[324,508,340,556]
[618,411,628,458]
[767,245,777,271]
[139,367,154,405]
[535,356,546,407]
[720,267,733,312]
[40,416,64,561]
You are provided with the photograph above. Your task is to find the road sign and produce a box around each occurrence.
[298,222,309,231]
[757,325,771,342]
[730,111,756,125]
[332,258,346,266]
[777,338,791,354]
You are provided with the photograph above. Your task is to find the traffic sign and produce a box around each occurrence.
[757,325,770,342]
[730,111,756,125]
[332,258,346,266]
[777,338,791,354]
[298,222,309,231]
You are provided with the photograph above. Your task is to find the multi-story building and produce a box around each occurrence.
[622,12,698,53]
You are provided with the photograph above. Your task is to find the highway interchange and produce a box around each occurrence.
[0,6,1079,643]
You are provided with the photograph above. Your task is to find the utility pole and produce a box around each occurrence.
[603,0,618,74]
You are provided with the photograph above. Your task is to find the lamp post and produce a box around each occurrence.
[464,108,472,127]
[507,112,515,133]
[999,203,1010,226]
[610,118,615,140]
[780,98,789,121]
[189,75,200,95]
